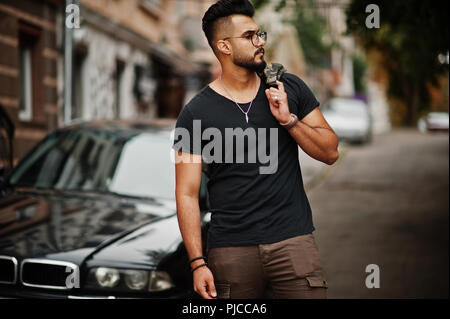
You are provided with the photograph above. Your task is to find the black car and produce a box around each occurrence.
[0,120,210,299]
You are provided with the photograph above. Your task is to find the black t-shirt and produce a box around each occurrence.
[172,72,320,249]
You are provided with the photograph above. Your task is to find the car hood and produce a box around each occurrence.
[0,191,180,265]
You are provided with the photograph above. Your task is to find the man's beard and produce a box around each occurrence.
[233,49,267,73]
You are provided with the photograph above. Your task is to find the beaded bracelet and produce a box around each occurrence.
[280,113,299,130]
[189,256,207,264]
[191,263,208,273]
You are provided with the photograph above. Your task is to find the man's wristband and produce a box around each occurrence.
[189,256,207,264]
[280,113,298,130]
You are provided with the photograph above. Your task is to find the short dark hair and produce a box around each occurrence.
[202,0,255,50]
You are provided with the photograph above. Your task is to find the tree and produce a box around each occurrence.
[290,0,332,69]
[346,0,449,126]
[252,0,332,69]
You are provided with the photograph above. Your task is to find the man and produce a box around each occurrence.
[173,0,339,299]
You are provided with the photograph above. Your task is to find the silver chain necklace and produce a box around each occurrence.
[219,74,259,123]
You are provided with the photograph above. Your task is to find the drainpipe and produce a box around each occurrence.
[64,0,74,125]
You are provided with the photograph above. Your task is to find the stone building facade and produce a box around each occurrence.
[0,0,216,163]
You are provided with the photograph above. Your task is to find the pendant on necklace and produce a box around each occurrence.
[245,113,249,123]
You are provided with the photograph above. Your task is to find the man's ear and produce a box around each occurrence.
[216,40,232,55]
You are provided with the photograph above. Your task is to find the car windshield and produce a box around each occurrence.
[8,129,175,200]
[330,100,367,117]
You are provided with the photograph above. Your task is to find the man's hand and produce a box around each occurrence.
[192,262,217,299]
[265,80,291,124]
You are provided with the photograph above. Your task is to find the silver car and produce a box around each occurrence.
[417,112,449,133]
[322,97,372,144]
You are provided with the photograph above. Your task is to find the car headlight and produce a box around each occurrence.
[87,268,174,292]
[148,271,175,292]
[124,270,148,290]
[95,267,120,288]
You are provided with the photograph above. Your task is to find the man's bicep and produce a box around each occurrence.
[174,151,203,198]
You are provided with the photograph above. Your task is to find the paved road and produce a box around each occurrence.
[305,128,449,298]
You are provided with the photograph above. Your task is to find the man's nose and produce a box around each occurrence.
[256,40,265,49]
[257,36,266,47]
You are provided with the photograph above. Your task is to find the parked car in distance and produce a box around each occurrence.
[0,120,210,299]
[322,97,373,144]
[417,112,449,133]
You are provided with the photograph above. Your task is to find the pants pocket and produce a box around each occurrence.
[305,273,328,289]
[287,234,323,277]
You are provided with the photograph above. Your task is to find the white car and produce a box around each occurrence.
[417,112,449,133]
[322,97,372,144]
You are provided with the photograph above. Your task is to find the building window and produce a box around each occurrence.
[114,60,125,119]
[18,23,41,122]
[19,41,33,121]
[72,45,88,120]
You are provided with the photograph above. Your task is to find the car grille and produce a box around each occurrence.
[0,256,18,284]
[20,259,79,290]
